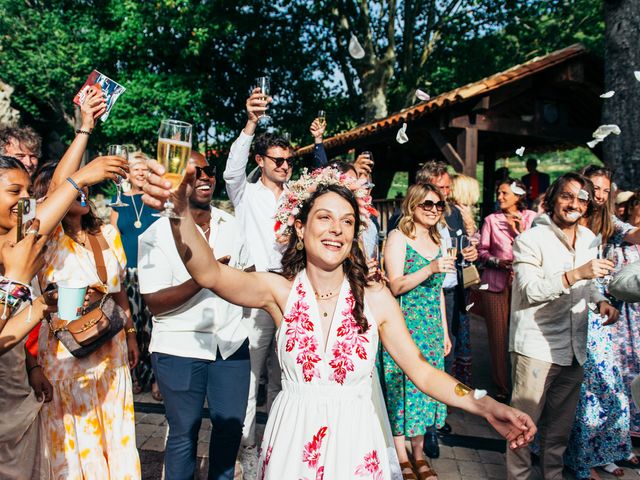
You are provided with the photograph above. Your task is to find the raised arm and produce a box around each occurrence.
[372,286,535,448]
[143,161,281,314]
[49,87,106,192]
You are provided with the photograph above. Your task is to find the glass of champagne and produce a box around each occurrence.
[106,145,129,207]
[445,237,458,271]
[460,235,472,267]
[153,119,192,219]
[317,110,326,127]
[255,76,271,124]
[596,244,616,286]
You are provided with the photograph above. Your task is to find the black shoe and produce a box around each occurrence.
[438,422,452,435]
[256,383,267,407]
[423,431,440,458]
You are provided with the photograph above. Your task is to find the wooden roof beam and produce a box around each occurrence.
[427,126,465,172]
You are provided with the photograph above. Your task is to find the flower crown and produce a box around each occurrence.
[274,166,377,243]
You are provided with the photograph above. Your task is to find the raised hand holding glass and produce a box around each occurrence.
[106,145,129,208]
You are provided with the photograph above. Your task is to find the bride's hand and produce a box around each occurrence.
[484,400,536,449]
[142,160,195,215]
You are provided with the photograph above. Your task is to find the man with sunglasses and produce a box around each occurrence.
[507,172,619,479]
[223,89,302,478]
[139,151,251,480]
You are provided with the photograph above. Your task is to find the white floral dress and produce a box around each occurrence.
[258,270,389,480]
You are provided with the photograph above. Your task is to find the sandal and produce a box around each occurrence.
[601,463,624,477]
[617,454,640,468]
[151,383,163,402]
[413,459,438,480]
[399,461,417,480]
[131,379,142,395]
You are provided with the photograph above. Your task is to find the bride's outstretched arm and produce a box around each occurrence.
[142,161,279,311]
[371,285,536,449]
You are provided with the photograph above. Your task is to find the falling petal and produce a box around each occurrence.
[456,229,463,236]
[612,182,618,192]
[465,303,475,312]
[587,139,601,149]
[635,71,640,82]
[593,124,621,139]
[473,389,487,400]
[588,302,597,311]
[348,34,365,59]
[577,189,589,201]
[479,284,489,290]
[396,123,409,144]
[510,182,526,196]
[515,146,525,156]
[415,89,430,101]
[600,91,615,98]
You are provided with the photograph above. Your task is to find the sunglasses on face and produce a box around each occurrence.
[418,200,446,212]
[195,165,217,178]
[263,154,296,168]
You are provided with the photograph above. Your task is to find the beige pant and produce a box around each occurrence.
[506,353,583,480]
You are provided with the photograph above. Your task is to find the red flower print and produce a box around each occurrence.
[355,450,383,479]
[302,426,328,469]
[259,446,273,480]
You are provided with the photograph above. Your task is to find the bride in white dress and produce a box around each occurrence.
[142,164,536,479]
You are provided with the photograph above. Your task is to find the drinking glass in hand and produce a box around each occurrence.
[596,244,616,286]
[445,237,458,260]
[255,76,271,124]
[460,235,472,266]
[106,145,129,208]
[317,110,326,127]
[153,119,192,219]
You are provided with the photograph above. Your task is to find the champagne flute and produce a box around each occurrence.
[153,119,192,219]
[596,244,616,286]
[460,235,472,267]
[106,145,129,207]
[317,110,326,127]
[446,237,459,259]
[255,76,271,124]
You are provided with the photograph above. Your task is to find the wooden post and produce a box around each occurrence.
[456,126,478,177]
[482,151,496,219]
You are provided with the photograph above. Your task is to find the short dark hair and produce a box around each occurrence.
[0,154,29,174]
[496,177,528,211]
[0,126,42,157]
[254,133,293,157]
[416,160,449,184]
[543,172,595,218]
[526,158,538,168]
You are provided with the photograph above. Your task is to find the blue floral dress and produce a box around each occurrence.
[564,219,635,478]
[381,241,447,436]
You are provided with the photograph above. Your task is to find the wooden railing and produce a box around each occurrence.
[373,198,404,233]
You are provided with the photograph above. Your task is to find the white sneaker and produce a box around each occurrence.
[239,445,258,480]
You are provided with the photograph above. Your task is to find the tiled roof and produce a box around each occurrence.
[298,44,588,155]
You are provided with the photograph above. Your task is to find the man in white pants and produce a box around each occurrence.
[223,88,295,478]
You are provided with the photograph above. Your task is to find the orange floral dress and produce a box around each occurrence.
[38,224,140,480]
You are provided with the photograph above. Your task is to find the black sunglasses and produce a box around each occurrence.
[195,165,217,178]
[418,200,446,212]
[263,154,296,168]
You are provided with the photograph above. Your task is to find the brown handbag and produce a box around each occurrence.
[49,233,126,358]
[462,264,481,289]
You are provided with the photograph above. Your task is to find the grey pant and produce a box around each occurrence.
[506,353,583,480]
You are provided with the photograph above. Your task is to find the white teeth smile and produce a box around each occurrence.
[322,240,342,248]
[196,185,211,191]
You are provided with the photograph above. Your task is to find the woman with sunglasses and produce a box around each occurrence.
[478,178,536,402]
[109,151,162,399]
[381,183,455,480]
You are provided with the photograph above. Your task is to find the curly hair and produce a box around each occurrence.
[278,184,370,333]
[415,160,449,185]
[254,133,293,157]
[398,183,444,244]
[0,126,42,157]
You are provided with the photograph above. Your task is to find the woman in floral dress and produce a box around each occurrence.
[382,183,453,479]
[142,163,537,480]
[564,166,640,479]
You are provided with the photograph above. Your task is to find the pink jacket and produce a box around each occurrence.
[478,210,537,292]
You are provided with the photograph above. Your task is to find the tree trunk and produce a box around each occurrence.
[603,0,640,189]
[360,60,394,121]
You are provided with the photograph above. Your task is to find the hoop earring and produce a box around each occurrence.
[296,237,304,251]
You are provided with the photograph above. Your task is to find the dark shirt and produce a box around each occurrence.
[112,193,158,268]
[522,171,550,207]
[313,143,328,168]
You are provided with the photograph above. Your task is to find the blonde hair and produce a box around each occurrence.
[398,183,444,243]
[451,174,480,207]
[129,150,150,166]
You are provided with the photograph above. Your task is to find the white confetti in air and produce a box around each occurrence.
[465,303,475,312]
[473,389,487,400]
[634,71,640,82]
[396,123,409,144]
[600,91,615,98]
[587,139,601,149]
[415,89,430,101]
[348,34,365,59]
[578,189,589,201]
[593,124,621,139]
[479,284,489,290]
[612,182,618,192]
[510,182,526,196]
[515,146,525,156]
[456,229,463,236]
[588,302,597,311]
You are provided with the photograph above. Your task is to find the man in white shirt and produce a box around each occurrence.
[507,172,619,480]
[222,89,295,477]
[139,152,250,480]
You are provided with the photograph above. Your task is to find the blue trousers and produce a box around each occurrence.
[152,340,250,480]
